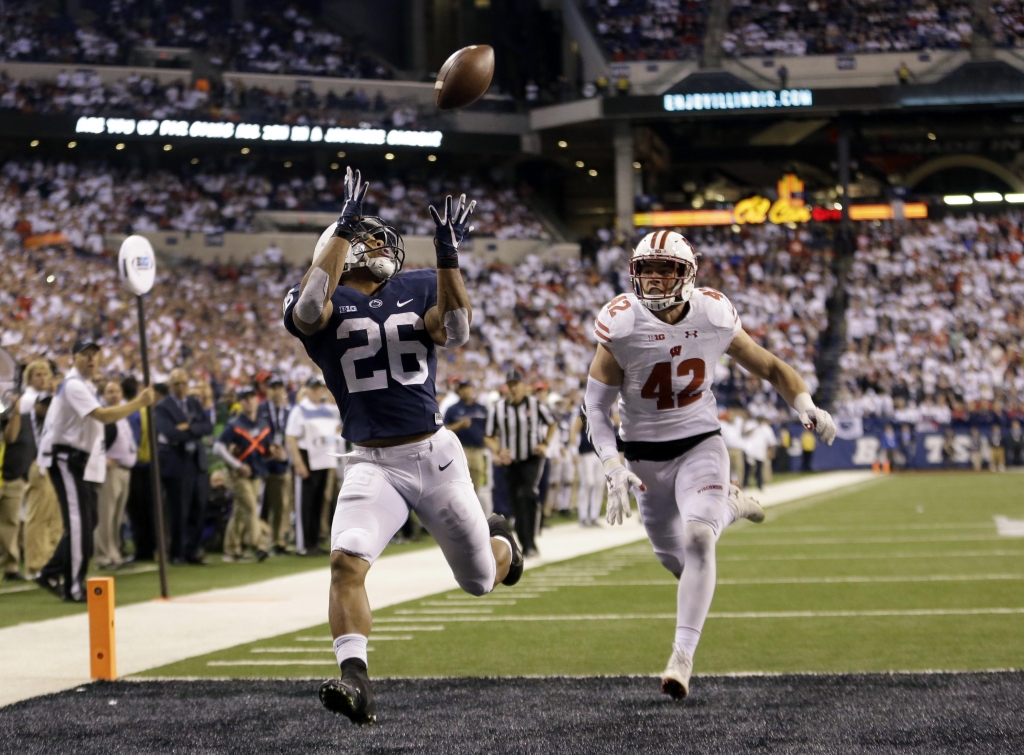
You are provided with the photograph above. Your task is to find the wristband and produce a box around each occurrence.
[436,255,459,269]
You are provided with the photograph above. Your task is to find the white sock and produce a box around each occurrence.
[674,627,701,658]
[333,633,368,668]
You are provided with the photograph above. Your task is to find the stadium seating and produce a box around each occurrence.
[0,160,549,239]
[0,2,388,78]
[584,0,709,61]
[835,215,1024,430]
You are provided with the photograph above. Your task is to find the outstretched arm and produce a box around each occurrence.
[727,328,836,444]
[424,194,476,347]
[291,167,367,336]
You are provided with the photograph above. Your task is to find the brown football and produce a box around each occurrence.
[434,45,495,110]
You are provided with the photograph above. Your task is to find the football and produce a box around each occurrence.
[434,45,494,110]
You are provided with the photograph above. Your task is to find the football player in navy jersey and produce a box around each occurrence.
[283,167,524,725]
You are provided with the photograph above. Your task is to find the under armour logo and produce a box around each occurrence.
[684,330,698,338]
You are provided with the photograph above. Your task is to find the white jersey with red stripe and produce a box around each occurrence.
[594,288,743,443]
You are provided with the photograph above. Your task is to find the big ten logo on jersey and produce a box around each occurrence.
[640,346,706,411]
[339,305,358,313]
[646,333,666,341]
[337,314,429,393]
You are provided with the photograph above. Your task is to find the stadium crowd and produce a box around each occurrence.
[835,215,1024,434]
[0,2,387,79]
[584,0,708,61]
[723,0,974,58]
[0,73,420,131]
[0,160,550,240]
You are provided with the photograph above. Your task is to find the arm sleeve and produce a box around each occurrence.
[538,402,555,427]
[213,440,242,469]
[285,406,303,438]
[583,376,621,465]
[64,380,101,419]
[484,404,496,437]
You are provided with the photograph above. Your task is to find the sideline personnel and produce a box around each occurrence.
[36,339,153,601]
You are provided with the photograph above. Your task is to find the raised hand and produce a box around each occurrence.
[429,193,476,266]
[335,166,368,235]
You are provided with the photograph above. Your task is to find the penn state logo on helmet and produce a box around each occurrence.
[630,230,698,311]
[313,216,405,281]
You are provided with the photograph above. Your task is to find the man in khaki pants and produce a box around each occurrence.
[17,363,63,577]
[258,376,293,553]
[213,387,283,562]
[94,381,138,569]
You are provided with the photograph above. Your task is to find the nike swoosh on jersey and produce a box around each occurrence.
[439,459,453,471]
[398,299,413,307]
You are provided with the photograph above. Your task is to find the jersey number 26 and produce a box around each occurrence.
[338,314,428,393]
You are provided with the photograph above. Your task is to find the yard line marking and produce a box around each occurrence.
[719,549,1024,562]
[520,575,1024,587]
[994,516,1024,537]
[719,534,1007,546]
[394,608,494,615]
[727,523,995,534]
[0,584,38,595]
[252,648,337,653]
[420,600,517,607]
[294,628,444,641]
[207,660,354,667]
[444,593,541,600]
[376,607,1024,623]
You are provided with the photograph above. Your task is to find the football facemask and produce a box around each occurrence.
[345,216,405,281]
[629,231,699,311]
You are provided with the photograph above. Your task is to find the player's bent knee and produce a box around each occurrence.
[683,522,716,562]
[456,575,492,597]
[331,528,378,564]
[330,549,370,586]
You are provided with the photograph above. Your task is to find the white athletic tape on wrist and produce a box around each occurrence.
[295,267,330,324]
[443,307,470,348]
[793,392,815,414]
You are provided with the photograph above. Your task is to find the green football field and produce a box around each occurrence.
[141,472,1024,679]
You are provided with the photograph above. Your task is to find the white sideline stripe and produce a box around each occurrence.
[728,523,994,534]
[252,648,337,653]
[444,593,541,600]
[207,660,348,667]
[720,549,1024,562]
[295,630,443,641]
[0,470,872,707]
[420,600,518,607]
[720,534,1006,546]
[395,608,494,615]
[0,585,38,595]
[376,607,1024,623]
[530,575,1024,587]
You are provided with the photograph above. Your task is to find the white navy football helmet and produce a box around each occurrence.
[314,216,405,281]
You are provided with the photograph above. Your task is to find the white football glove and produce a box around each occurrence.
[794,393,837,446]
[604,459,645,526]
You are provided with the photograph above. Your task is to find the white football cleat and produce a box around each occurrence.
[727,484,764,523]
[660,645,694,700]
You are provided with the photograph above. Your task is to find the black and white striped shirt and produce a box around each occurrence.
[485,396,555,463]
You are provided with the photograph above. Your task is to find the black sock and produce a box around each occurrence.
[341,657,368,677]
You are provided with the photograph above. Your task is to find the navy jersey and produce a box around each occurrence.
[283,268,442,443]
[220,413,273,479]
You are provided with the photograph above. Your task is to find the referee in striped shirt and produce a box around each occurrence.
[485,369,556,556]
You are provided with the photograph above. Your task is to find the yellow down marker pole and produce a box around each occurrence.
[87,577,117,680]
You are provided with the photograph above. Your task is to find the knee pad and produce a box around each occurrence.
[456,574,493,597]
[649,537,684,577]
[685,494,728,537]
[684,521,717,561]
[331,529,376,562]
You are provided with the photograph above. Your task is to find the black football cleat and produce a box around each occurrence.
[488,514,524,586]
[319,659,377,726]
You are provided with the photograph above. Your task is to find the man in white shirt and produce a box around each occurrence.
[94,380,138,570]
[36,338,153,601]
[742,416,778,491]
[286,377,341,555]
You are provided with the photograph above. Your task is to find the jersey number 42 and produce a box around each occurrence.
[640,358,705,410]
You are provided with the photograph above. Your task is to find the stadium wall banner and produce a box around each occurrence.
[780,423,992,471]
[662,89,813,112]
[74,117,443,148]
